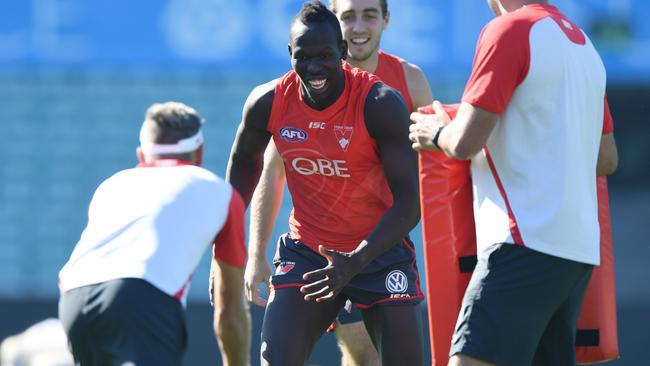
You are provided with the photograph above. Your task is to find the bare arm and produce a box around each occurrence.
[411,101,619,175]
[403,62,434,110]
[211,259,250,366]
[409,101,498,160]
[226,81,276,205]
[597,133,618,176]
[352,83,421,264]
[245,141,286,306]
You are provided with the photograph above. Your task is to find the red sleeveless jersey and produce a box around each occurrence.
[267,63,392,253]
[375,50,414,112]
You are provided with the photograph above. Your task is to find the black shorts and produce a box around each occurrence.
[450,243,593,366]
[270,233,423,309]
[59,278,187,366]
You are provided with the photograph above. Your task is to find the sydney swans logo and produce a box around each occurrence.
[333,126,353,151]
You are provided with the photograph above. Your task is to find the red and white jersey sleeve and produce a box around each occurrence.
[212,190,246,268]
[462,4,609,265]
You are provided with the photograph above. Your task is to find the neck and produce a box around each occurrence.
[146,153,196,164]
[503,0,548,13]
[138,159,196,168]
[348,51,380,74]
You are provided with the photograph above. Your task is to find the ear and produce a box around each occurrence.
[340,39,348,61]
[383,10,390,31]
[195,145,204,166]
[136,147,145,163]
[287,43,292,57]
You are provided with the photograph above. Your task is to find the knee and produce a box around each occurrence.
[449,354,497,366]
[340,347,380,366]
[336,332,379,366]
[261,341,305,366]
[448,355,462,366]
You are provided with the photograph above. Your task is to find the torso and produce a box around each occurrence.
[59,161,234,303]
[267,63,390,252]
[463,4,607,264]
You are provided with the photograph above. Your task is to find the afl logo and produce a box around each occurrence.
[385,270,408,293]
[280,126,308,143]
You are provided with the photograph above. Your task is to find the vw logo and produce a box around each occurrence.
[385,270,408,293]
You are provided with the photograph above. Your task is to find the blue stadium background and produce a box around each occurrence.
[1,0,648,365]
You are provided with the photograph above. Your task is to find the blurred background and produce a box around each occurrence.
[0,0,648,365]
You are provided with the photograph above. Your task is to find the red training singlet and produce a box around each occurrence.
[374,50,414,112]
[267,62,391,253]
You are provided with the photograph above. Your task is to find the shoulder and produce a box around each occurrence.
[97,168,137,191]
[402,61,432,109]
[380,50,424,82]
[243,79,277,121]
[378,51,432,109]
[179,166,234,202]
[188,166,231,189]
[480,10,543,47]
[184,165,221,183]
[364,82,409,137]
[90,168,144,205]
[366,82,405,110]
[402,61,427,85]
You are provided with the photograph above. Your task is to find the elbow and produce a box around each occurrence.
[406,195,421,229]
[411,201,421,227]
[446,139,481,160]
[393,192,420,231]
[597,156,618,176]
[596,134,618,176]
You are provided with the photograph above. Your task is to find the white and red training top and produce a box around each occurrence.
[58,160,246,305]
[462,4,614,265]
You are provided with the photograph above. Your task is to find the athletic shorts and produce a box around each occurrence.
[449,243,593,366]
[59,278,187,366]
[270,233,423,309]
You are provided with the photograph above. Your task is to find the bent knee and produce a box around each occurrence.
[261,341,307,366]
[340,349,380,366]
[449,353,498,366]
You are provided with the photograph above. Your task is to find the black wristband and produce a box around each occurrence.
[432,125,445,149]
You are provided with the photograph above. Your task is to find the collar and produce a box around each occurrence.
[136,159,196,168]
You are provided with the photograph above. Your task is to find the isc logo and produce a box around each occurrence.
[308,121,326,129]
[280,126,308,143]
[291,158,350,178]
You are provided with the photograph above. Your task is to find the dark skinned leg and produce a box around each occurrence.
[361,304,423,366]
[260,287,346,366]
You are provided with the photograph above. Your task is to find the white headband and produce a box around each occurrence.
[139,129,204,155]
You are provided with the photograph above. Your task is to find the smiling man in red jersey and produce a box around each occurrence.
[227,2,424,365]
[243,1,432,364]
